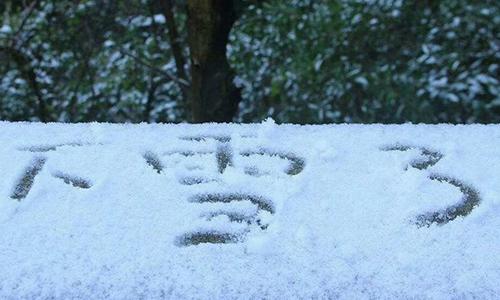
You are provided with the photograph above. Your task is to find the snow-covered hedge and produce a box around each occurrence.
[0,121,499,298]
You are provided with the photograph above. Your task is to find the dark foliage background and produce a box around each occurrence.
[0,0,498,123]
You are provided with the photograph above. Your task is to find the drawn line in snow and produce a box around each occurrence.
[164,137,302,246]
[244,166,263,176]
[202,210,255,223]
[17,142,88,152]
[216,143,233,173]
[415,174,481,227]
[179,176,217,185]
[161,138,306,177]
[189,193,275,214]
[179,135,231,143]
[240,149,305,175]
[382,143,481,226]
[201,210,269,230]
[381,144,443,170]
[52,172,92,189]
[179,134,257,143]
[11,157,46,200]
[178,193,275,246]
[143,151,163,173]
[176,231,242,246]
[162,150,215,157]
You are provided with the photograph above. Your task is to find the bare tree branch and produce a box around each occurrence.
[0,45,47,121]
[120,49,190,87]
[11,0,39,48]
[158,0,190,114]
[159,0,188,84]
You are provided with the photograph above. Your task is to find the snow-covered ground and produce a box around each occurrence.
[0,120,499,299]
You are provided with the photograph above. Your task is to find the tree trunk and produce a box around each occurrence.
[159,0,189,107]
[186,0,241,123]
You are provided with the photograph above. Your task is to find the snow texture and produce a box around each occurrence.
[0,120,499,299]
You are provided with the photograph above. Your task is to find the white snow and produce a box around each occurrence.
[0,24,12,34]
[0,120,499,299]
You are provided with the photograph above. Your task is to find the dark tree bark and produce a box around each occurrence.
[159,0,189,106]
[160,0,188,84]
[186,0,241,123]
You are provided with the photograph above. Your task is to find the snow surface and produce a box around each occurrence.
[0,120,499,299]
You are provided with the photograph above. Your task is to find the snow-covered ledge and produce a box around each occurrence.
[0,120,499,298]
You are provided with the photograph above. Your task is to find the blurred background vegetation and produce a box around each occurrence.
[0,0,498,123]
